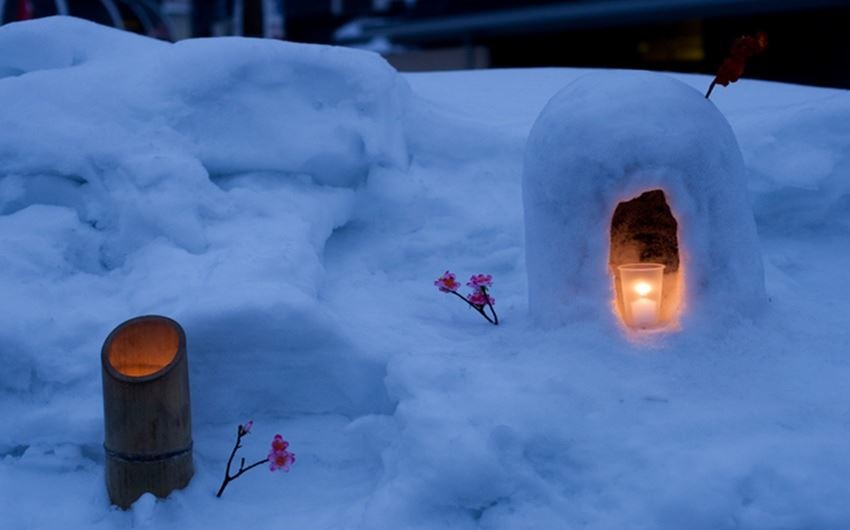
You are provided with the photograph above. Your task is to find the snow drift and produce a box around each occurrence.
[0,16,405,422]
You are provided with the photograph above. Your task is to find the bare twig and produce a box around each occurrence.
[216,426,269,498]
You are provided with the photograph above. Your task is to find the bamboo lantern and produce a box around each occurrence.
[101,315,193,508]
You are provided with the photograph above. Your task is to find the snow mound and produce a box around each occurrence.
[0,16,408,190]
[0,16,166,76]
[732,88,850,235]
[0,17,405,423]
[523,71,765,327]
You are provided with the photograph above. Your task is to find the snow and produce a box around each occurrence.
[1,16,849,530]
[523,70,765,327]
[0,16,408,189]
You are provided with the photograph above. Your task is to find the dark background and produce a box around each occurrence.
[2,0,849,88]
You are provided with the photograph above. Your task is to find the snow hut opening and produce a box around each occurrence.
[609,189,681,328]
[106,318,181,378]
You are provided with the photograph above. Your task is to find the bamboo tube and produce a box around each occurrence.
[101,315,193,508]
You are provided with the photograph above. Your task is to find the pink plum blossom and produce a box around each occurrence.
[434,271,461,293]
[271,434,289,453]
[468,291,495,307]
[434,270,498,325]
[217,424,295,497]
[268,434,296,472]
[467,274,493,290]
[268,449,296,472]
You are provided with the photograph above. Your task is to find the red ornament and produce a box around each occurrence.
[706,33,767,98]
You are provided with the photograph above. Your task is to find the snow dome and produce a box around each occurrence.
[522,71,766,329]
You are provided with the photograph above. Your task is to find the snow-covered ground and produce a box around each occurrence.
[1,17,849,529]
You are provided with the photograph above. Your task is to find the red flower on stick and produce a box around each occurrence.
[435,271,499,325]
[216,422,295,497]
[706,32,767,99]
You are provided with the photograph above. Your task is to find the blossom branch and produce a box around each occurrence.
[435,271,499,326]
[448,289,497,325]
[215,422,295,498]
[481,286,499,326]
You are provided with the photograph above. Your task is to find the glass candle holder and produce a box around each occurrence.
[618,263,665,329]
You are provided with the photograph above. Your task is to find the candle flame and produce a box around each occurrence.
[634,281,652,296]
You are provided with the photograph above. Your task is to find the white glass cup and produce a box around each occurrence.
[618,263,665,329]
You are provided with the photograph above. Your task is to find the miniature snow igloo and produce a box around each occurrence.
[522,71,765,330]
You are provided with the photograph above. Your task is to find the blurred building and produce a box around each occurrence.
[0,0,177,39]
[330,0,850,88]
[190,0,850,88]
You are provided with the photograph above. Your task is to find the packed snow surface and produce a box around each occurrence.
[1,17,849,529]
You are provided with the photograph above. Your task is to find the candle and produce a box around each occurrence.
[617,263,665,329]
[630,298,658,327]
